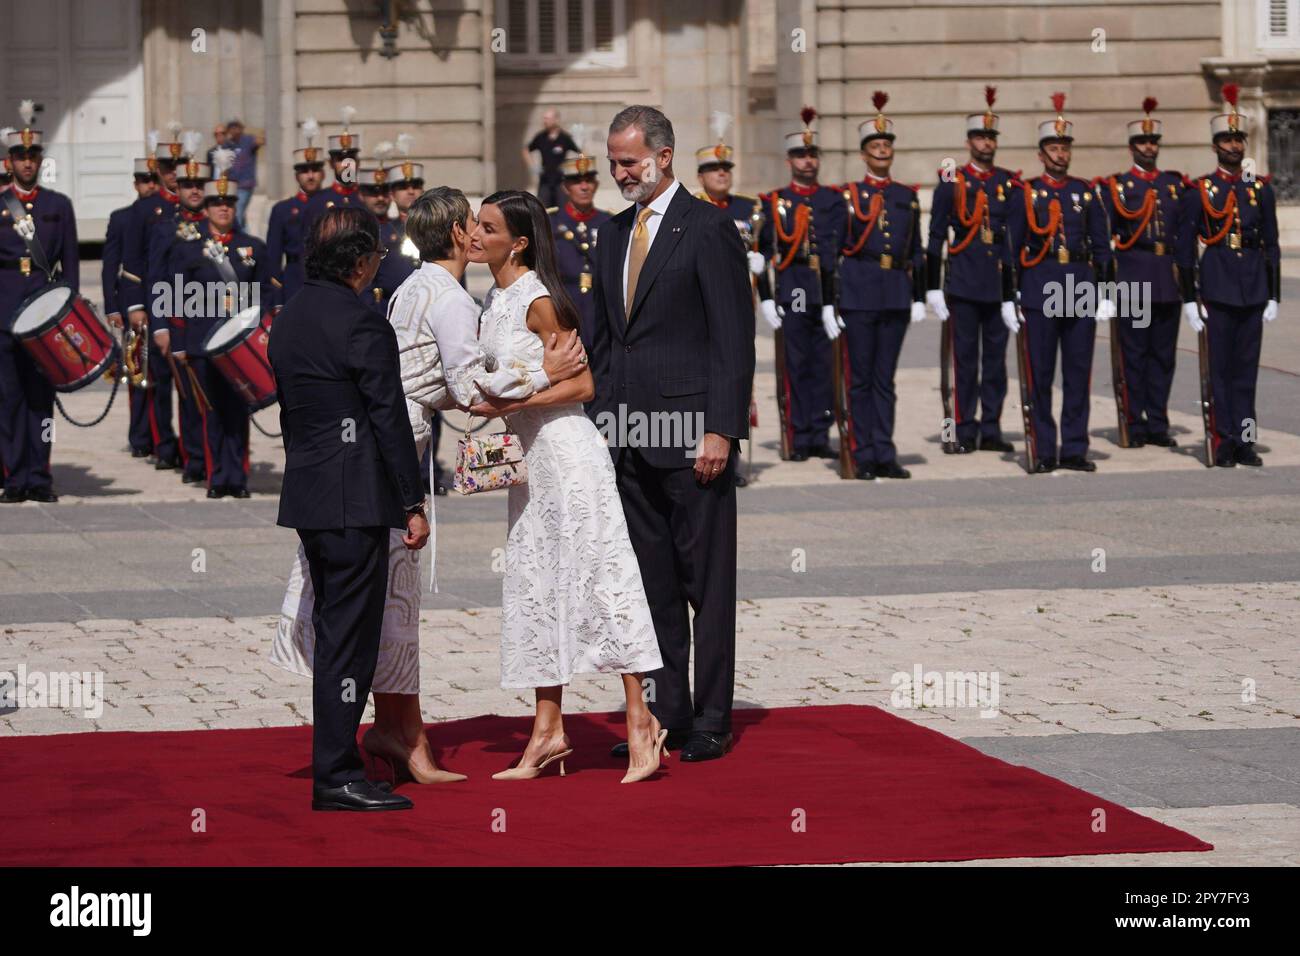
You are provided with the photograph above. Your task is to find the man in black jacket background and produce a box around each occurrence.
[269,207,429,811]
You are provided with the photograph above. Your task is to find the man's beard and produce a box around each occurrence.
[620,167,661,203]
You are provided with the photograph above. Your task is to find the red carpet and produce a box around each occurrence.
[3,705,1210,866]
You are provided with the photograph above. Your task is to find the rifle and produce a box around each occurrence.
[1014,304,1039,474]
[938,308,958,454]
[1109,316,1131,448]
[1196,306,1216,468]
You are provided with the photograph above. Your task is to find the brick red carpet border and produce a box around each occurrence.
[3,704,1211,865]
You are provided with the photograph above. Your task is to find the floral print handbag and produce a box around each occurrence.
[453,419,528,494]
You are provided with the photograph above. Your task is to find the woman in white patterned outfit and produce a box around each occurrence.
[468,190,667,783]
[272,187,588,784]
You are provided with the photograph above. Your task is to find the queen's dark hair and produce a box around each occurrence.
[305,206,380,284]
[482,189,580,331]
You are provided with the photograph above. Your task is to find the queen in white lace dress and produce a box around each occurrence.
[480,269,662,688]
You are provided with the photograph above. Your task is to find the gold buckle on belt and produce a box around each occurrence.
[1229,233,1241,250]
[1153,241,1166,256]
[19,256,31,276]
[579,270,593,292]
[879,253,893,270]
[1057,246,1070,264]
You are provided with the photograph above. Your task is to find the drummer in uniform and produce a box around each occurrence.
[148,156,212,485]
[754,107,843,463]
[266,118,325,308]
[0,102,79,503]
[301,110,362,239]
[122,126,195,473]
[103,156,159,458]
[837,92,927,480]
[187,162,268,498]
[549,148,611,348]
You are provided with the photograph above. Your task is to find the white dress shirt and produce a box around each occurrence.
[622,177,682,305]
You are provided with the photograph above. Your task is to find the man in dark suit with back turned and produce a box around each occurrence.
[588,106,755,762]
[268,206,429,811]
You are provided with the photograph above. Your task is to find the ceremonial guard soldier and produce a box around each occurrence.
[1100,98,1186,450]
[549,145,612,347]
[754,106,842,463]
[302,107,362,239]
[837,92,926,480]
[122,124,197,473]
[1006,93,1114,474]
[103,157,159,458]
[188,159,267,498]
[925,87,1018,455]
[1176,84,1280,468]
[356,159,406,315]
[266,118,325,308]
[148,156,212,485]
[0,102,78,504]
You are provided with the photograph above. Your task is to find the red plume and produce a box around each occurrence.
[985,85,997,108]
[1222,83,1239,108]
[1051,91,1066,114]
[1142,96,1158,115]
[800,106,817,126]
[872,90,889,113]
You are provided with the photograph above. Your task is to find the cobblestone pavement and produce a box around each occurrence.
[1,267,1298,865]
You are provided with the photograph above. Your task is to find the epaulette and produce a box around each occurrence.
[1089,176,1105,189]
[545,206,559,214]
[1163,169,1181,180]
[1184,174,1200,189]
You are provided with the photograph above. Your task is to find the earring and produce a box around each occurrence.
[508,250,515,263]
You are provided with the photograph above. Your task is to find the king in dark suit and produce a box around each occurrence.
[268,206,427,811]
[586,106,755,763]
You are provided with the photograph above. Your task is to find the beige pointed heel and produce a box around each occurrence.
[491,743,573,781]
[621,728,669,784]
[362,727,468,784]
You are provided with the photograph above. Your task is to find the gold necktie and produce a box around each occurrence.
[625,205,655,319]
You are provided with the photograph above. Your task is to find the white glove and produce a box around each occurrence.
[926,289,949,323]
[1183,301,1206,333]
[760,299,782,330]
[820,304,841,341]
[910,301,926,324]
[1263,299,1279,323]
[747,251,766,276]
[1095,299,1116,323]
[1000,301,1020,334]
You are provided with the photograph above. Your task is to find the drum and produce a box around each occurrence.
[9,283,120,392]
[201,305,277,411]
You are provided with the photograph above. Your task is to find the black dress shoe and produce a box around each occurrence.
[789,450,809,462]
[1033,459,1056,474]
[155,456,181,471]
[854,463,875,480]
[875,460,911,479]
[610,729,691,758]
[433,483,449,496]
[734,473,749,487]
[130,447,152,459]
[1,487,28,503]
[1126,435,1147,448]
[1146,434,1178,448]
[206,486,227,499]
[27,488,59,503]
[182,471,203,484]
[1057,456,1097,472]
[807,444,838,460]
[1235,447,1263,467]
[944,441,974,455]
[228,487,251,499]
[979,437,1015,453]
[1214,454,1237,468]
[679,731,734,762]
[312,780,413,812]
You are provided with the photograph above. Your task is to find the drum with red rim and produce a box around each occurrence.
[9,283,120,392]
[201,305,277,411]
